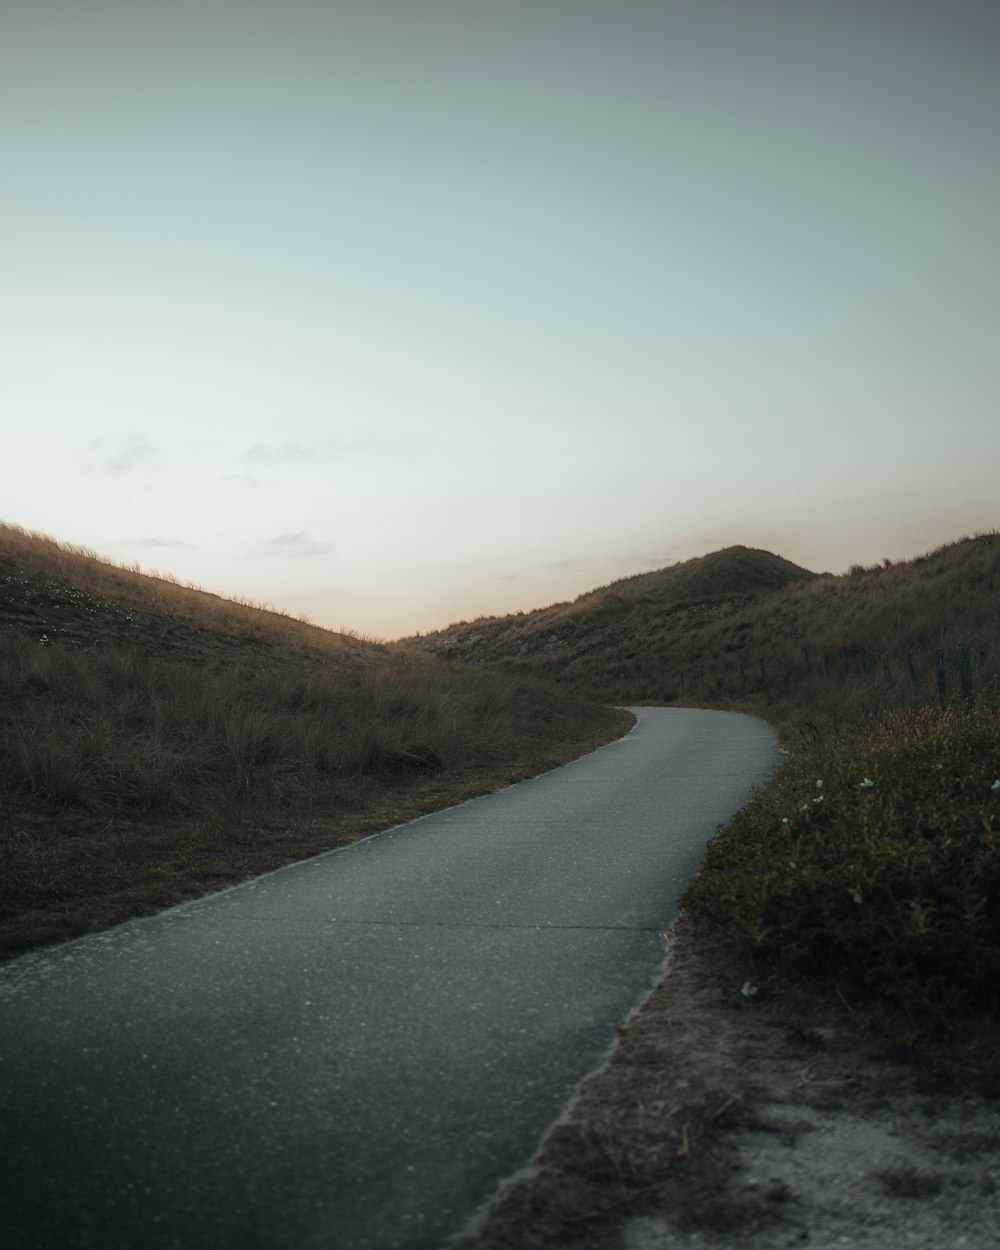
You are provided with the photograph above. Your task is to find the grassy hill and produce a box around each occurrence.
[0,522,629,958]
[408,537,999,733]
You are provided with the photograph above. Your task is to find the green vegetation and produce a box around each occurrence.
[0,521,629,958]
[685,706,1000,1026]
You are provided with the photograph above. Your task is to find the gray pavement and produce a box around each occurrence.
[0,707,780,1250]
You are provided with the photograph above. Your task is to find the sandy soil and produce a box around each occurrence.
[458,918,1000,1250]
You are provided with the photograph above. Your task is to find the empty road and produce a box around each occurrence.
[0,707,779,1250]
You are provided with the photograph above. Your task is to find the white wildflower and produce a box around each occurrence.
[852,888,863,905]
[816,780,824,789]
[813,795,825,804]
[740,981,759,998]
[781,817,790,824]
[992,780,1000,793]
[860,778,874,788]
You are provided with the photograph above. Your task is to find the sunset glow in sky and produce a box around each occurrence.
[3,1,998,638]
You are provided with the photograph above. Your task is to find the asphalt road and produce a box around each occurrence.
[0,707,780,1250]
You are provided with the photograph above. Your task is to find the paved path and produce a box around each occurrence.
[0,708,779,1250]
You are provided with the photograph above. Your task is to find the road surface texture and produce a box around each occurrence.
[0,707,779,1250]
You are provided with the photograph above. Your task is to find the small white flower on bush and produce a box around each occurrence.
[992,779,1000,792]
[813,795,824,804]
[851,888,863,905]
[860,778,874,788]
[816,779,824,789]
[740,980,759,998]
[781,817,790,824]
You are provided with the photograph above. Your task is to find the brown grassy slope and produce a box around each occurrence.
[0,520,382,667]
[0,522,630,958]
[406,536,1000,731]
[406,546,817,675]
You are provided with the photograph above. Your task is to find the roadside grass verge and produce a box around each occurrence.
[684,704,1000,1030]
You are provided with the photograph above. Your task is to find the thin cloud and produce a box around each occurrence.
[249,532,335,560]
[241,437,408,465]
[84,438,157,475]
[107,537,197,552]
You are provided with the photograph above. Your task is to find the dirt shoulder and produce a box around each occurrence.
[458,916,1000,1250]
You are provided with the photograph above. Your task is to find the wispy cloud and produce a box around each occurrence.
[241,437,408,465]
[248,532,335,560]
[105,537,197,551]
[83,437,157,475]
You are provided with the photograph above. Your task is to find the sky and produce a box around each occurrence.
[2,0,998,639]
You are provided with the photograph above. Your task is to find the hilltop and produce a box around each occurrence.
[410,545,816,671]
[0,521,629,957]
[407,537,999,729]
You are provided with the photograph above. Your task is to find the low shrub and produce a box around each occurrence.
[684,706,1000,1025]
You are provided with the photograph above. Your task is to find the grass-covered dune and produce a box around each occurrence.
[0,521,630,958]
[411,537,999,733]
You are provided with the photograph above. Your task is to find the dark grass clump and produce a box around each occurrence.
[684,706,1000,1027]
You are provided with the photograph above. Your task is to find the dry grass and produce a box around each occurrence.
[0,521,631,958]
[410,534,1000,734]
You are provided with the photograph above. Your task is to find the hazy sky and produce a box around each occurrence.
[3,1,998,638]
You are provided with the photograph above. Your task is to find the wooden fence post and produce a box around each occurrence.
[957,643,974,710]
[934,648,948,709]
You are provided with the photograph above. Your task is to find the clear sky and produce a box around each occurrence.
[3,1,998,639]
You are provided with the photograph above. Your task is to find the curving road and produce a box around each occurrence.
[0,707,779,1250]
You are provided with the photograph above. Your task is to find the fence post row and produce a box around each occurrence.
[672,643,981,709]
[957,643,974,709]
